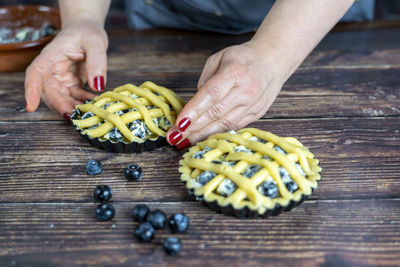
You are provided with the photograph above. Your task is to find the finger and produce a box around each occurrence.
[197,50,224,88]
[178,86,245,135]
[42,77,79,116]
[24,56,54,112]
[174,70,235,133]
[82,39,108,92]
[69,86,95,102]
[176,106,252,150]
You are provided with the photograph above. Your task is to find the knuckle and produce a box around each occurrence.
[219,117,234,131]
[236,120,248,130]
[204,85,220,100]
[244,84,260,98]
[228,63,245,80]
[208,103,223,119]
[192,104,203,118]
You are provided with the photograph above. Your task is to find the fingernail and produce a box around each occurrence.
[176,138,191,151]
[93,76,105,91]
[168,131,182,146]
[63,113,72,122]
[178,117,191,132]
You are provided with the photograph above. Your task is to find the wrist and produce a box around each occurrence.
[244,39,294,86]
[62,10,106,30]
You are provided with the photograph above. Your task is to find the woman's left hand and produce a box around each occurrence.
[166,41,285,150]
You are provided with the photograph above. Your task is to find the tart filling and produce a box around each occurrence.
[179,128,322,217]
[72,82,184,150]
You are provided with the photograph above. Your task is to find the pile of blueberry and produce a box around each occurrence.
[87,160,188,255]
[132,204,189,255]
[94,185,115,221]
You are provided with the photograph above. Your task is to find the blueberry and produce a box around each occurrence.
[132,204,150,222]
[81,111,94,120]
[93,185,112,202]
[163,237,182,255]
[197,170,216,185]
[86,160,103,175]
[146,209,167,229]
[285,180,298,193]
[258,181,279,198]
[124,164,143,181]
[134,222,155,242]
[95,203,115,221]
[169,213,190,233]
[109,127,123,142]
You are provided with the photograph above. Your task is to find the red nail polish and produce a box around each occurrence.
[178,117,191,132]
[63,113,72,122]
[169,131,182,146]
[176,138,191,150]
[93,76,105,91]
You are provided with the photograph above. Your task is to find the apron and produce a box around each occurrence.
[125,0,375,34]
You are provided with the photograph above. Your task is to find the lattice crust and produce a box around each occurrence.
[179,128,322,216]
[72,81,184,143]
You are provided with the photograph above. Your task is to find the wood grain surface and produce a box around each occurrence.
[0,28,399,267]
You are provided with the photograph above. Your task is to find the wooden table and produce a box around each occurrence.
[0,28,399,267]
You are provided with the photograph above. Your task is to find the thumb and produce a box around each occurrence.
[82,38,108,92]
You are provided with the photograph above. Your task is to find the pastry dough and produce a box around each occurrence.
[179,128,322,216]
[72,81,184,144]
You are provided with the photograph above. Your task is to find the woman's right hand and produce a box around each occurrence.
[24,19,109,119]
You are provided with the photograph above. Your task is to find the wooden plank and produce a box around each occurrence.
[0,117,398,202]
[0,200,399,266]
[1,68,399,121]
[106,28,400,71]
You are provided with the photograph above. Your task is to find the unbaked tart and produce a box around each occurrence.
[72,81,184,152]
[179,128,322,217]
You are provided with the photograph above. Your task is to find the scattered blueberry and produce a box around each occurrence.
[169,213,190,233]
[95,203,115,221]
[146,209,167,229]
[124,164,143,181]
[86,160,103,175]
[134,222,155,242]
[93,185,112,202]
[132,204,150,222]
[163,237,182,255]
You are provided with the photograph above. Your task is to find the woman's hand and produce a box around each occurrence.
[166,42,285,150]
[24,19,108,119]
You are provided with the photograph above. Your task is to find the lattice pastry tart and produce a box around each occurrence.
[72,81,184,153]
[179,128,322,217]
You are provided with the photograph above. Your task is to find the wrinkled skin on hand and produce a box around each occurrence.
[24,21,108,116]
[167,42,284,147]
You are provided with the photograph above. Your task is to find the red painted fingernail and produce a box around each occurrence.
[169,131,182,146]
[176,138,191,150]
[63,113,72,122]
[178,117,191,132]
[93,76,105,91]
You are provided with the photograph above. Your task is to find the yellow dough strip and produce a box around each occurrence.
[186,158,261,206]
[94,91,165,137]
[114,84,175,124]
[180,128,322,214]
[78,103,138,142]
[73,82,184,143]
[212,132,313,194]
[140,81,184,114]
